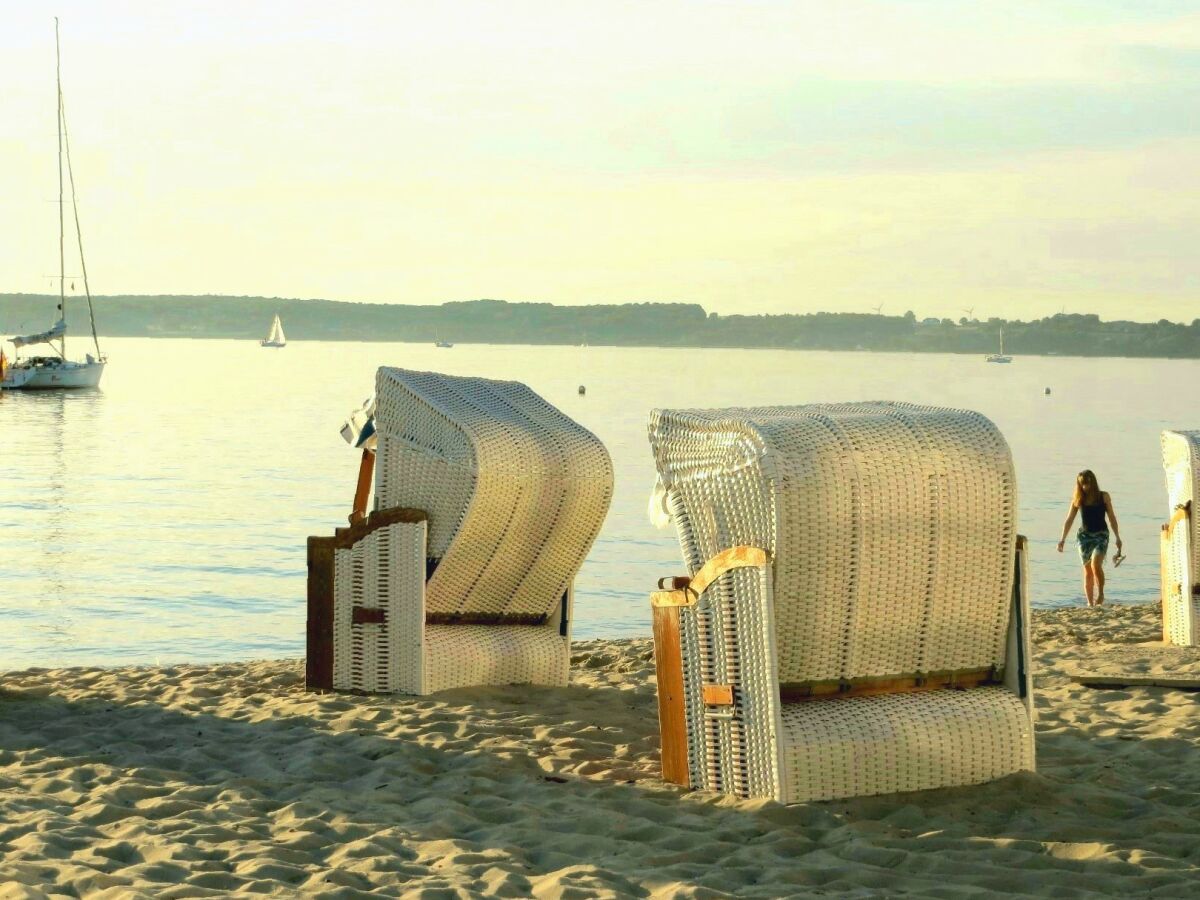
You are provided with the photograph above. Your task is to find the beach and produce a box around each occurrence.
[2,603,1198,898]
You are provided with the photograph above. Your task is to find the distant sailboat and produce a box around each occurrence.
[261,314,286,348]
[2,19,105,391]
[986,327,1012,364]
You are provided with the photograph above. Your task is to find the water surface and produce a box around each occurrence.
[1,338,1190,667]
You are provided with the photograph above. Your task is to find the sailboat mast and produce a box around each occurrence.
[61,88,102,357]
[55,17,66,359]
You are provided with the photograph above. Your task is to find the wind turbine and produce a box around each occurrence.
[961,307,974,319]
[872,303,884,315]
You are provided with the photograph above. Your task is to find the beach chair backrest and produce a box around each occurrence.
[649,402,1017,684]
[374,367,613,621]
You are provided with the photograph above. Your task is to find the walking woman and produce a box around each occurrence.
[1057,469,1123,606]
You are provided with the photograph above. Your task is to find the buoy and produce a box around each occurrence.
[578,385,586,395]
[1045,387,1051,395]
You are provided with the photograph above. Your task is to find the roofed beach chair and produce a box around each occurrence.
[307,368,613,695]
[647,402,1035,803]
[1160,430,1199,646]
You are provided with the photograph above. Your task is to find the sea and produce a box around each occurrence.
[2,337,1194,668]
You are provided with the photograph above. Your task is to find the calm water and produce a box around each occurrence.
[2,338,1193,668]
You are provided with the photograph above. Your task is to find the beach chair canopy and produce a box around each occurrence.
[374,367,613,622]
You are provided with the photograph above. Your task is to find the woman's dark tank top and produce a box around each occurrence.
[1080,498,1107,532]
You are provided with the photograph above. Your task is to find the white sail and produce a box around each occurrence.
[264,314,286,345]
[10,318,66,349]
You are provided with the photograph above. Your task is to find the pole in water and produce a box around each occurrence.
[578,385,586,395]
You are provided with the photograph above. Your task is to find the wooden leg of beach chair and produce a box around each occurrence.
[1162,524,1171,643]
[651,602,690,787]
[350,448,375,525]
[306,535,336,692]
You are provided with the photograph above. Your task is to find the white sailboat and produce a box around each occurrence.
[986,327,1013,364]
[2,19,105,391]
[261,314,287,348]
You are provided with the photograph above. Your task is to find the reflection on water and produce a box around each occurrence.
[1,338,1196,668]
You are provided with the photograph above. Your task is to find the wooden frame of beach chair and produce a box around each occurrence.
[647,402,1036,803]
[1160,430,1200,647]
[306,368,613,695]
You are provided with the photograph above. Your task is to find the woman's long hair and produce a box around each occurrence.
[1074,469,1102,507]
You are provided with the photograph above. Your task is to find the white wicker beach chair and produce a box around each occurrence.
[307,368,613,695]
[1160,430,1198,647]
[647,402,1036,803]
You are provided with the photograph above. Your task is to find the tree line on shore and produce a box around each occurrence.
[3,293,1199,358]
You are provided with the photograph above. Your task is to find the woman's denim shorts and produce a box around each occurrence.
[1077,529,1109,563]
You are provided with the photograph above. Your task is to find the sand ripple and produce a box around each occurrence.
[2,607,1199,896]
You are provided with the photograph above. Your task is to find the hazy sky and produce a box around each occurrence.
[4,1,1199,321]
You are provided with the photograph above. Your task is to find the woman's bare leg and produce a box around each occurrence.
[1092,558,1106,605]
[1083,565,1096,606]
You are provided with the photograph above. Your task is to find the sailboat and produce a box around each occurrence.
[2,19,105,391]
[986,327,1013,364]
[261,314,287,348]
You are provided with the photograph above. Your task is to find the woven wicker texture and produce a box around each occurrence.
[649,402,1017,682]
[374,368,613,620]
[778,687,1034,802]
[1161,431,1199,646]
[649,402,1034,802]
[424,623,569,693]
[332,521,427,694]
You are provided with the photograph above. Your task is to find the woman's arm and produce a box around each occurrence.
[1104,492,1123,550]
[1057,502,1079,553]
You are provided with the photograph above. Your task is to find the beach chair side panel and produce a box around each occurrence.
[332,521,427,694]
[1161,431,1198,647]
[1006,537,1037,729]
[681,566,783,800]
[653,431,784,801]
[306,510,428,694]
[1162,515,1195,646]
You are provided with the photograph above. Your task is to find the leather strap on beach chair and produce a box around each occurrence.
[650,545,769,787]
[651,545,769,608]
[1164,501,1191,540]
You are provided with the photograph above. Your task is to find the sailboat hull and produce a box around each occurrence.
[260,341,286,348]
[2,359,105,389]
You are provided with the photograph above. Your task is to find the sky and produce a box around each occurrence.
[3,1,1199,322]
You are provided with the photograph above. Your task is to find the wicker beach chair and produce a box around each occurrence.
[307,368,613,695]
[647,402,1036,803]
[1161,430,1199,647]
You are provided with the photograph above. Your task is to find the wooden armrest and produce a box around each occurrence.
[1164,501,1191,539]
[651,545,769,608]
[320,506,428,551]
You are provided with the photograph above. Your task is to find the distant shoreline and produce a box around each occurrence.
[4,293,1199,359]
[43,333,1200,364]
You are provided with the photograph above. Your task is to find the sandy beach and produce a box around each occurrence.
[2,603,1198,898]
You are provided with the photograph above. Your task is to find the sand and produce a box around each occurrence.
[2,604,1199,898]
